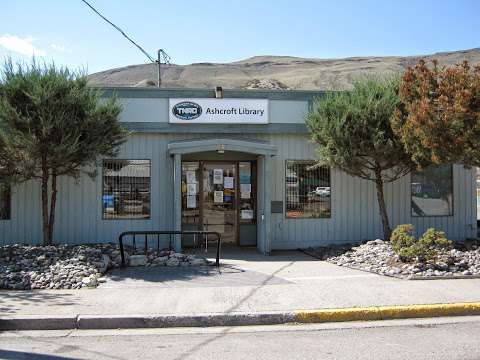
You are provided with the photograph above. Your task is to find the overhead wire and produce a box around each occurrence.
[80,0,156,63]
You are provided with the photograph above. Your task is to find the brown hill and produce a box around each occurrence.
[87,48,480,90]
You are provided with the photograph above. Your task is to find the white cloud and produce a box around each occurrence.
[0,34,46,56]
[50,43,72,54]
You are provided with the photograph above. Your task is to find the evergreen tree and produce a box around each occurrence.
[0,59,128,245]
[306,77,414,240]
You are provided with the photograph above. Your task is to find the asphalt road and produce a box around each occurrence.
[1,316,480,360]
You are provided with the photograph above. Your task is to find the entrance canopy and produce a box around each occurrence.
[167,138,277,156]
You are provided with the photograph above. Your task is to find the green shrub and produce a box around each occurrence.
[391,224,416,253]
[390,224,452,262]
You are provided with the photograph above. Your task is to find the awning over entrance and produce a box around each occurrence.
[168,138,277,256]
[167,138,278,156]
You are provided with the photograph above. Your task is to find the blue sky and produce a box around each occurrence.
[1,0,479,74]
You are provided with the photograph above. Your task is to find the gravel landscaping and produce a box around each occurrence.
[0,244,211,290]
[305,239,480,279]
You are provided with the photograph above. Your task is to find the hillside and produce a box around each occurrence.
[87,48,480,90]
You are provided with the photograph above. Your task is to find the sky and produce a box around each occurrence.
[1,0,479,74]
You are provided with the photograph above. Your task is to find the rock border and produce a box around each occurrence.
[0,244,212,290]
[302,239,480,280]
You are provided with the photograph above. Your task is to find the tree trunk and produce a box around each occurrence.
[41,158,51,246]
[48,171,58,243]
[374,168,392,241]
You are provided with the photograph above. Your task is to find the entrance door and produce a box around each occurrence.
[181,160,257,247]
[202,163,237,244]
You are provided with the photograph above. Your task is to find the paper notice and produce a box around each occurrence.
[214,191,224,203]
[213,169,223,184]
[186,171,196,184]
[240,191,251,199]
[241,209,254,220]
[187,183,197,195]
[224,176,234,189]
[187,195,196,209]
[240,183,251,193]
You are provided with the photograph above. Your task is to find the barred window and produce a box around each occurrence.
[102,160,151,219]
[411,164,453,217]
[0,183,10,220]
[286,161,331,218]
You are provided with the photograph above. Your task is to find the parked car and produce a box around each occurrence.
[315,186,331,197]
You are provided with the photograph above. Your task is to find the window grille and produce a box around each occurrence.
[102,160,151,219]
[285,161,331,218]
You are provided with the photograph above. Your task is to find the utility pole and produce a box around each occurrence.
[157,49,161,88]
[157,49,171,88]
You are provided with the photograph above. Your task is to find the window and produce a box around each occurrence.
[102,160,151,219]
[411,164,453,217]
[0,183,10,220]
[285,161,331,218]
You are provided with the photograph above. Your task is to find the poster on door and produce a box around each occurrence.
[224,176,234,189]
[186,171,196,184]
[187,183,197,195]
[241,210,254,220]
[240,183,251,193]
[213,169,223,184]
[214,191,224,203]
[187,195,196,209]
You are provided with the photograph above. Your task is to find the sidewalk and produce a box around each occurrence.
[2,249,480,328]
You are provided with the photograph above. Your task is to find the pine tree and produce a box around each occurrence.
[0,59,128,245]
[306,77,414,240]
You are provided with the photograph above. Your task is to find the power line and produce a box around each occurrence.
[80,0,155,63]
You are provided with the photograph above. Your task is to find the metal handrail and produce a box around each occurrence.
[118,230,221,268]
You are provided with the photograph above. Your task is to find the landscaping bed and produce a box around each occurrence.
[0,244,211,290]
[305,239,480,279]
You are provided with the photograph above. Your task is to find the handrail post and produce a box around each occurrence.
[119,233,126,267]
[216,233,221,268]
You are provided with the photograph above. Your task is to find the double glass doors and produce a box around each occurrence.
[181,161,256,245]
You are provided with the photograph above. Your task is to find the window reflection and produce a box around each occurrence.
[0,183,10,220]
[411,165,453,217]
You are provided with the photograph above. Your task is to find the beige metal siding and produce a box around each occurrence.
[0,133,476,247]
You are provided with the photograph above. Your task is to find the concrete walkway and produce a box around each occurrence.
[2,249,480,318]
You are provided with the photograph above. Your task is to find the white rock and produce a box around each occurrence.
[129,255,147,267]
[189,258,207,266]
[81,275,97,287]
[166,258,180,267]
[152,256,168,265]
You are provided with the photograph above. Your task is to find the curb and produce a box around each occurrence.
[2,303,480,331]
[294,302,480,323]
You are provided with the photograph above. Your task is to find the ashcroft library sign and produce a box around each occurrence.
[169,98,269,124]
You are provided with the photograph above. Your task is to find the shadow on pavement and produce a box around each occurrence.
[0,290,76,314]
[0,349,81,360]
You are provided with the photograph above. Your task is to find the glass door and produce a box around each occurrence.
[202,162,237,244]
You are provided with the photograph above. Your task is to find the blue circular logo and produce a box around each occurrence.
[172,101,202,120]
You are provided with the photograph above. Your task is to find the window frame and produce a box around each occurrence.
[410,164,454,218]
[284,159,332,219]
[101,158,152,221]
[0,183,11,221]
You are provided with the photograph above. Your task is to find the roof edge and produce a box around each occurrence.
[94,86,326,101]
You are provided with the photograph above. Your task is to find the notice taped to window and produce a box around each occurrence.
[187,195,196,209]
[224,176,234,189]
[213,169,223,184]
[241,209,254,220]
[214,191,224,203]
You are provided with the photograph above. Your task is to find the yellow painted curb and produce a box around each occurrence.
[295,302,480,323]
